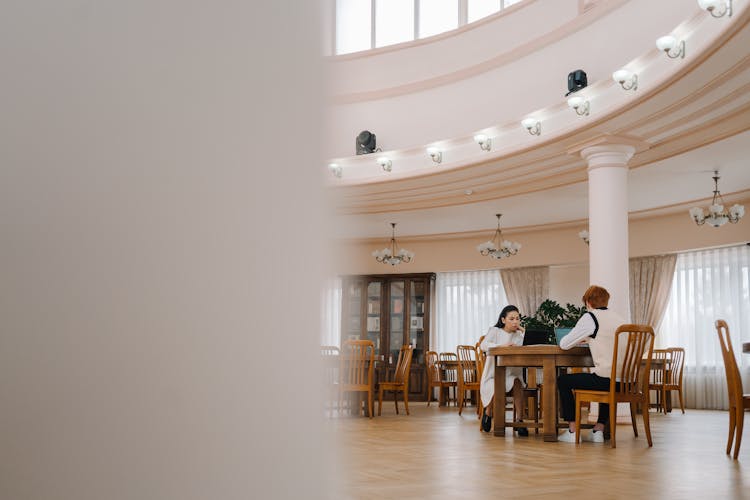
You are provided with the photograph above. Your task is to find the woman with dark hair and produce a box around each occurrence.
[479,305,528,435]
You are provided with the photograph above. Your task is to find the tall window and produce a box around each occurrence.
[434,270,507,353]
[320,278,343,347]
[660,245,750,409]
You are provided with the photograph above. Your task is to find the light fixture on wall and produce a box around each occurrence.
[372,223,414,265]
[376,156,392,172]
[474,134,492,151]
[656,35,685,59]
[578,229,590,245]
[698,0,732,18]
[612,69,638,91]
[567,95,590,116]
[477,214,521,259]
[426,147,442,164]
[328,162,342,178]
[689,170,745,227]
[521,118,542,136]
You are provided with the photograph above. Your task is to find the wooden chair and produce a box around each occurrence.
[649,347,686,414]
[426,351,440,406]
[457,345,481,417]
[438,352,458,406]
[339,340,375,418]
[716,319,750,459]
[321,345,340,415]
[573,324,655,448]
[378,345,414,415]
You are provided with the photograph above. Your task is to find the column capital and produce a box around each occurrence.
[581,144,635,170]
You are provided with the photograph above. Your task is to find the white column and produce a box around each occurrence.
[580,144,634,424]
[580,145,634,320]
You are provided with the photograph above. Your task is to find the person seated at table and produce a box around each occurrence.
[479,305,528,435]
[557,285,626,443]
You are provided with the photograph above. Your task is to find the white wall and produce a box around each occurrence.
[550,263,590,307]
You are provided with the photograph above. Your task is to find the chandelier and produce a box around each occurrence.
[689,171,745,227]
[372,223,414,265]
[477,214,521,259]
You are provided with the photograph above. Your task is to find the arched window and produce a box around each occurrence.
[334,0,525,55]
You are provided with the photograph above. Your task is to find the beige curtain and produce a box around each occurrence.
[499,266,549,318]
[629,254,677,330]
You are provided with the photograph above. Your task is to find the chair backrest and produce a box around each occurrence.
[650,349,669,385]
[439,352,458,383]
[666,347,685,387]
[392,345,414,385]
[340,340,375,387]
[426,351,439,385]
[475,343,486,379]
[457,345,479,384]
[321,345,340,385]
[608,324,655,396]
[716,319,743,408]
[321,345,340,356]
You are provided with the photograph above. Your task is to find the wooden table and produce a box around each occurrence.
[489,345,593,442]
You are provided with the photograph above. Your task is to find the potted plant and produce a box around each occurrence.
[521,300,587,344]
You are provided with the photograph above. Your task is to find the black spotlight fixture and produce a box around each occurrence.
[356,130,377,155]
[565,69,587,96]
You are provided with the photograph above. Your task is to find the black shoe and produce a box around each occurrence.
[516,426,529,437]
[481,414,492,432]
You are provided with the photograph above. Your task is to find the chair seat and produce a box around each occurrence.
[379,381,405,390]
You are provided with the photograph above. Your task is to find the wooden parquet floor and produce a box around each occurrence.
[324,403,750,499]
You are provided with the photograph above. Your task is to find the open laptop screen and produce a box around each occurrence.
[522,329,554,346]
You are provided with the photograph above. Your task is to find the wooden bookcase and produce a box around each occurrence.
[340,273,436,401]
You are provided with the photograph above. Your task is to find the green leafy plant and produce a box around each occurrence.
[521,299,587,331]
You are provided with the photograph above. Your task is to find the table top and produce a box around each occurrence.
[487,345,591,356]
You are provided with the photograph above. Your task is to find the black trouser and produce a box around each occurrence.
[557,372,617,424]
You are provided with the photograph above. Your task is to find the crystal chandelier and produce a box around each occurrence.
[372,223,414,265]
[689,171,745,227]
[477,214,521,259]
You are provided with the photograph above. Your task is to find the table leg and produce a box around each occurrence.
[493,365,506,436]
[542,358,558,442]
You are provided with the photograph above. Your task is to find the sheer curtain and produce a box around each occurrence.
[499,266,549,318]
[320,277,342,347]
[434,270,507,353]
[660,245,750,409]
[629,254,677,330]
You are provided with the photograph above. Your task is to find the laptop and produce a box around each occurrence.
[522,329,555,346]
[555,328,573,346]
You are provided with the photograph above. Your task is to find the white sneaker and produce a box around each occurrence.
[557,430,577,442]
[583,430,605,443]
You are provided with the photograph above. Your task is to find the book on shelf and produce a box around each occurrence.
[391,317,402,332]
[392,299,403,314]
[367,301,380,314]
[410,316,423,329]
[366,316,380,331]
[416,302,424,314]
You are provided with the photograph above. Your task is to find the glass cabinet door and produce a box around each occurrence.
[342,279,364,343]
[365,281,382,354]
[389,280,405,364]
[409,279,426,364]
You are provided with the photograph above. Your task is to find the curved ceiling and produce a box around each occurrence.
[327,0,750,240]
